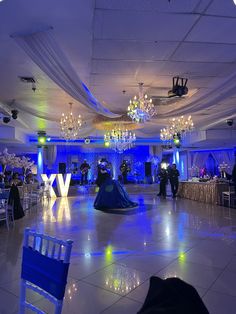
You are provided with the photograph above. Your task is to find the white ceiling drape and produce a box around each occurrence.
[12,28,120,118]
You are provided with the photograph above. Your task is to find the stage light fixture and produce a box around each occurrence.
[84,138,90,144]
[168,76,188,98]
[3,117,10,123]
[11,110,18,119]
[173,134,181,148]
[37,131,47,145]
[38,137,46,144]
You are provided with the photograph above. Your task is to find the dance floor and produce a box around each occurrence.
[1,193,236,314]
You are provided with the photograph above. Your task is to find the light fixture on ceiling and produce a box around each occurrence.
[38,131,47,145]
[168,76,188,98]
[11,110,18,119]
[104,127,136,153]
[127,83,156,123]
[169,115,194,134]
[233,0,236,5]
[60,103,82,140]
[160,115,194,147]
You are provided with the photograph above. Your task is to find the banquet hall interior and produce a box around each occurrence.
[0,0,236,313]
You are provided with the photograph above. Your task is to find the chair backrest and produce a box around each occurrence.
[17,186,24,198]
[0,188,10,200]
[21,228,73,301]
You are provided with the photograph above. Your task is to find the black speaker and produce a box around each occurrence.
[59,163,66,174]
[145,162,152,177]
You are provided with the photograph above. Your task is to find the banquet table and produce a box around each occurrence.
[178,181,228,205]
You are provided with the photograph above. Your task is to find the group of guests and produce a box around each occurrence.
[0,172,39,221]
[0,171,38,188]
[158,163,180,198]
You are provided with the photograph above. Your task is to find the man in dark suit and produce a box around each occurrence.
[168,163,180,198]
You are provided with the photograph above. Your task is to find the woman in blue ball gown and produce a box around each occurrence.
[94,159,138,211]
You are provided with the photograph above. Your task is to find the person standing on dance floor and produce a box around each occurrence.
[157,168,168,198]
[80,159,90,185]
[168,163,180,198]
[120,160,130,184]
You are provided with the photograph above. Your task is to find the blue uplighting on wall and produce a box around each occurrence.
[37,147,43,178]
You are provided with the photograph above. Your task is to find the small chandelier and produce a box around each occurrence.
[160,115,194,146]
[169,115,194,134]
[104,127,136,153]
[127,83,156,123]
[60,103,82,140]
[160,126,173,142]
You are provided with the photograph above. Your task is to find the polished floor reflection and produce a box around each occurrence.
[1,194,236,314]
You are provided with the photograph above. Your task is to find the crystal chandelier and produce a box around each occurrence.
[60,103,82,140]
[169,115,194,134]
[160,115,194,146]
[104,127,136,153]
[127,83,156,123]
[160,126,173,142]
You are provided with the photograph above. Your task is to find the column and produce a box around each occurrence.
[173,148,180,168]
[37,146,44,181]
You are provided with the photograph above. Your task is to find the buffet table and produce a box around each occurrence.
[178,181,228,205]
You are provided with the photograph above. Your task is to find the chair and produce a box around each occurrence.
[0,190,14,230]
[222,182,236,208]
[19,228,73,314]
[30,183,42,206]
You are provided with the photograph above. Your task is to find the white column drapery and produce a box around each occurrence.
[43,145,57,169]
[12,28,119,118]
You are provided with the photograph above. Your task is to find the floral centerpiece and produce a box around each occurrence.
[0,148,34,182]
[0,148,16,174]
[18,156,35,181]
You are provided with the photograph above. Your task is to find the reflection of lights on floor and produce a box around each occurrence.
[105,265,140,293]
[43,198,57,222]
[105,245,114,263]
[57,197,71,222]
[179,252,186,262]
[65,282,78,301]
[42,197,71,222]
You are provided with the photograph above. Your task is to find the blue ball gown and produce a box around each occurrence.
[94,170,138,211]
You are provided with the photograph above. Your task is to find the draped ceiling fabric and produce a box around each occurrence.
[12,29,119,118]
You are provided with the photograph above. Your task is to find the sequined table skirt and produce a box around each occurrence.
[178,181,228,205]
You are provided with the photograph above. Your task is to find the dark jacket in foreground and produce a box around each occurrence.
[137,276,209,314]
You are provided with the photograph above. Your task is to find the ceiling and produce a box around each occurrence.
[0,0,236,148]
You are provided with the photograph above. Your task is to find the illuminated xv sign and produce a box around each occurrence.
[41,173,71,197]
